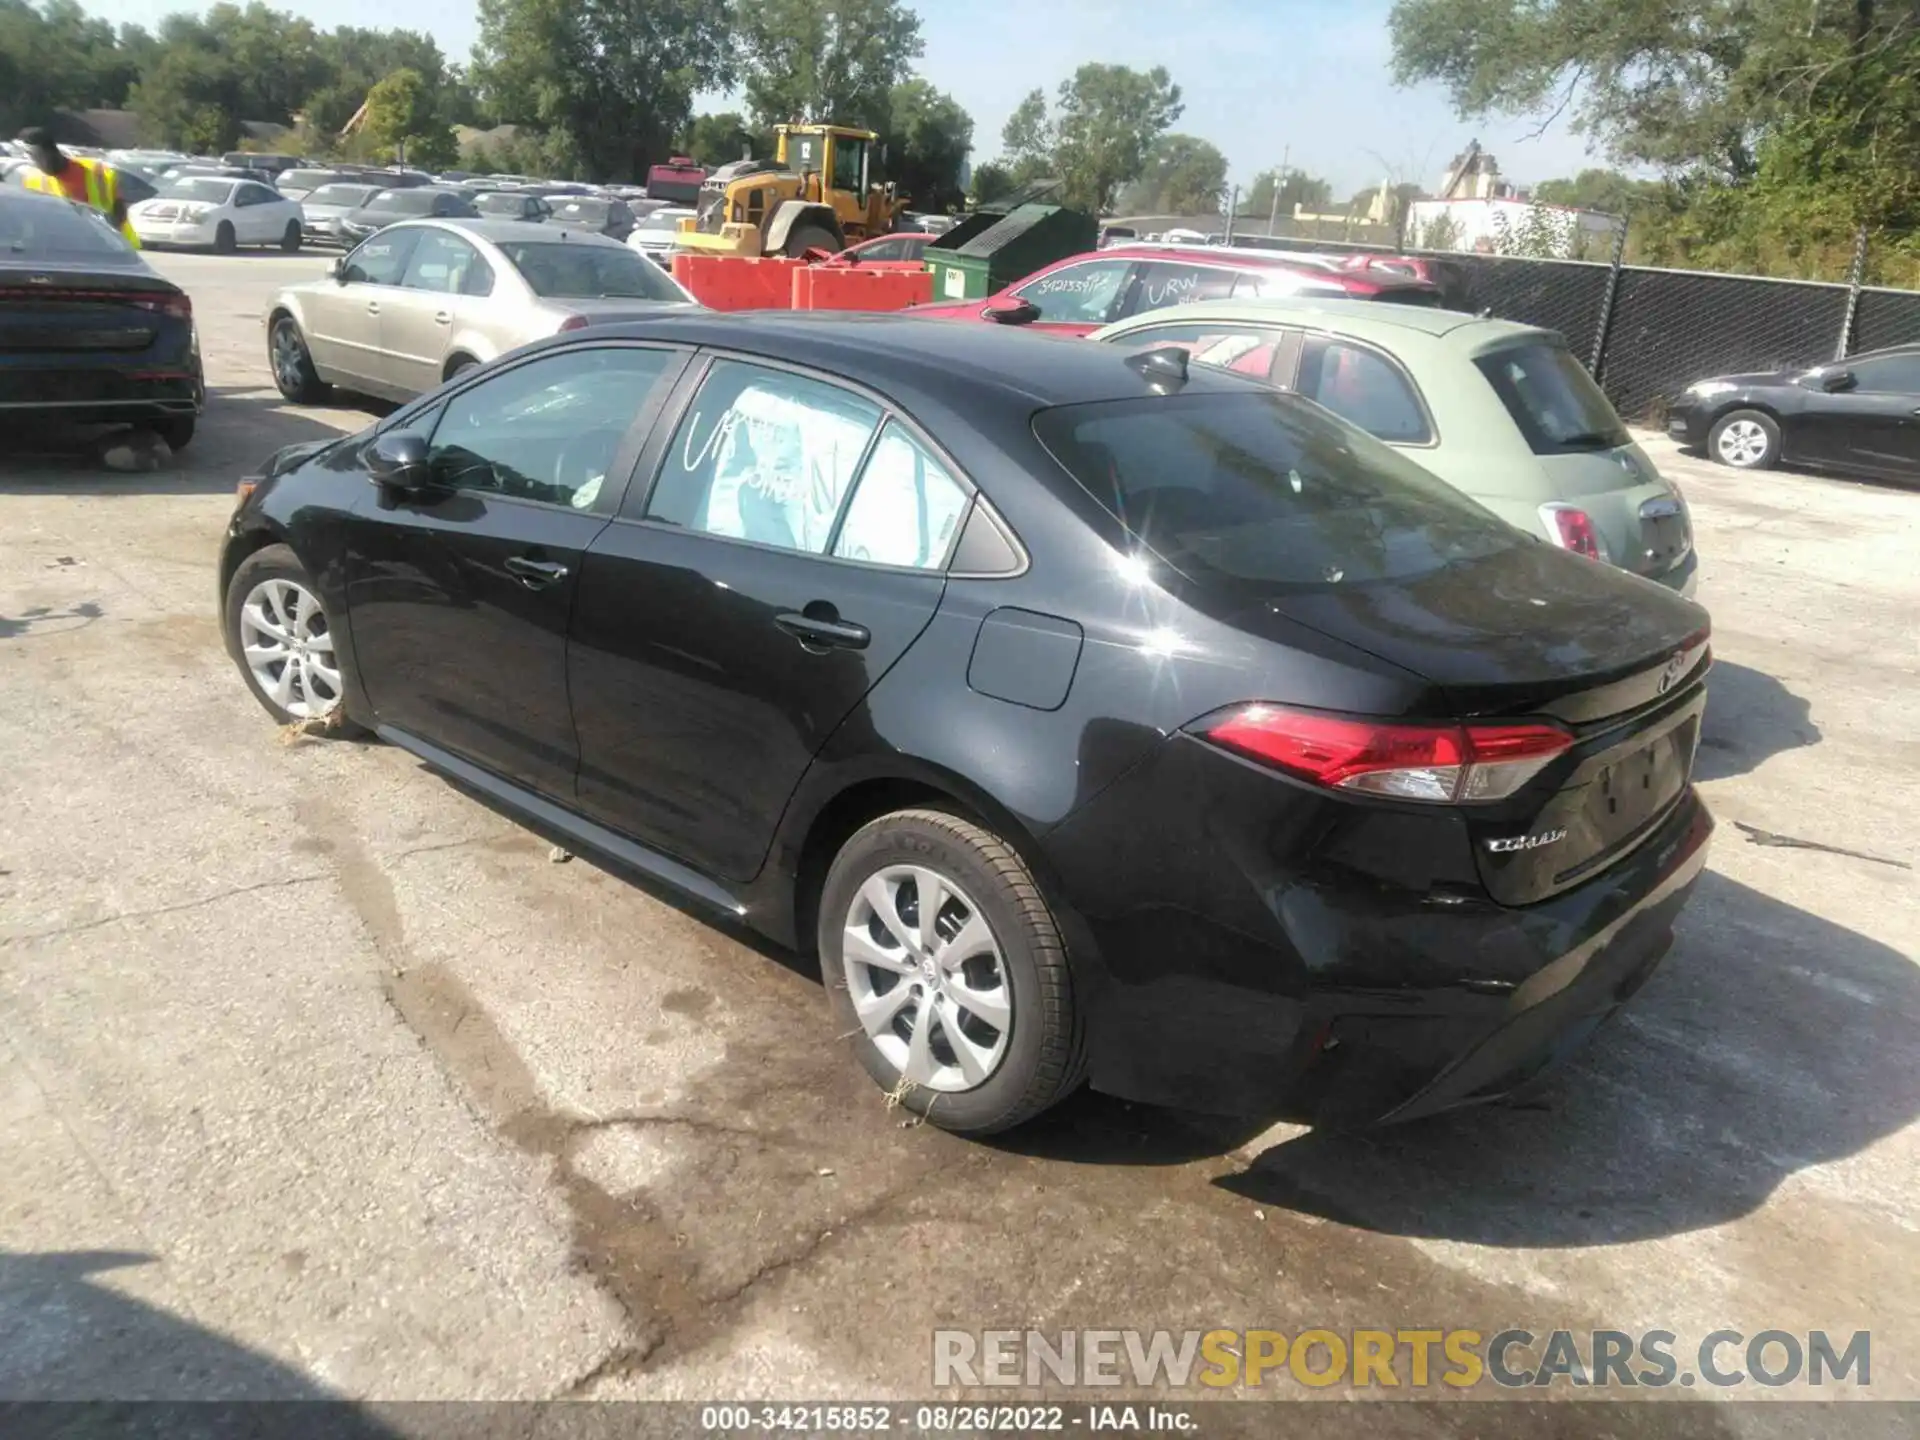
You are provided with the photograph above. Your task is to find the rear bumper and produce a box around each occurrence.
[0,355,202,423]
[1646,546,1698,598]
[1042,735,1715,1125]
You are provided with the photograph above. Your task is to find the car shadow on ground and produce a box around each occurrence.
[0,386,369,498]
[1209,871,1917,1246]
[0,1248,395,1424]
[1694,660,1821,782]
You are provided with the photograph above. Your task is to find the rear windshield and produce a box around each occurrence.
[0,192,133,258]
[1475,342,1628,452]
[307,183,378,208]
[1033,391,1520,589]
[498,241,687,300]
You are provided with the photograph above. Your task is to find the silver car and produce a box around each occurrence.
[625,205,695,267]
[299,181,382,245]
[264,218,697,403]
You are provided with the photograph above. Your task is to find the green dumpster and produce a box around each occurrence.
[926,193,1097,303]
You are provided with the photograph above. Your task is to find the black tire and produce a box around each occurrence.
[152,415,195,451]
[280,220,302,252]
[224,544,365,735]
[1707,408,1781,470]
[820,808,1084,1135]
[214,221,236,254]
[268,314,329,404]
[783,223,841,258]
[444,355,478,381]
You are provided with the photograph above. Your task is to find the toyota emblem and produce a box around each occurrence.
[1657,650,1689,693]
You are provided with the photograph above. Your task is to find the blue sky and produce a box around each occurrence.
[85,0,1604,194]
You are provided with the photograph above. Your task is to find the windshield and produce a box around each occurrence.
[552,199,611,223]
[499,241,689,300]
[1033,390,1521,589]
[307,184,378,208]
[475,192,527,213]
[638,209,690,234]
[278,170,335,193]
[1475,342,1628,452]
[0,191,133,257]
[365,190,439,214]
[157,178,235,204]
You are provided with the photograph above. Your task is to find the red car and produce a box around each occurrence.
[823,232,932,265]
[909,244,1443,336]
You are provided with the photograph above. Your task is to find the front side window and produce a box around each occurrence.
[1034,391,1517,590]
[832,138,866,194]
[1844,354,1920,394]
[236,184,275,207]
[1011,260,1134,325]
[1113,322,1292,382]
[399,230,482,294]
[342,229,419,285]
[647,359,882,554]
[832,424,970,569]
[1475,342,1627,452]
[1298,338,1434,444]
[427,347,676,509]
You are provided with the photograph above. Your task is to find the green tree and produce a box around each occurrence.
[1533,168,1661,215]
[736,0,922,132]
[1000,64,1183,213]
[968,159,1014,206]
[472,0,732,180]
[1120,132,1226,215]
[359,66,457,169]
[884,78,971,211]
[681,110,763,165]
[131,40,244,150]
[1244,166,1331,217]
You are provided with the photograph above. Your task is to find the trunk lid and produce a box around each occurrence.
[0,273,177,353]
[1535,443,1692,582]
[1250,541,1711,905]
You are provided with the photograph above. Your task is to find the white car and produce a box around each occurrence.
[130,176,304,253]
[626,205,695,267]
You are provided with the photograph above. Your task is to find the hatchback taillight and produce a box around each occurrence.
[1540,503,1608,561]
[1200,704,1573,804]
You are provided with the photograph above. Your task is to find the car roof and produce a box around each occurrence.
[425,216,630,247]
[1098,296,1555,348]
[548,311,1274,407]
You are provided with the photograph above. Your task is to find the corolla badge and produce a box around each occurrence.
[1486,829,1568,853]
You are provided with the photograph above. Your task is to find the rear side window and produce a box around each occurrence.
[1298,338,1433,444]
[1033,392,1518,589]
[1124,261,1237,316]
[1475,342,1627,453]
[832,424,969,569]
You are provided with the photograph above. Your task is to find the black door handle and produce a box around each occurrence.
[504,555,569,589]
[775,610,870,650]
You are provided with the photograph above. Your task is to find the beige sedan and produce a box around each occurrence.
[264,217,696,403]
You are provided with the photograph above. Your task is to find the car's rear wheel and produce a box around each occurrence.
[214,221,236,254]
[269,315,328,404]
[280,220,302,252]
[820,808,1083,1134]
[1709,409,1780,470]
[225,545,358,732]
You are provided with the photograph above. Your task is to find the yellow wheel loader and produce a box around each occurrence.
[674,124,910,259]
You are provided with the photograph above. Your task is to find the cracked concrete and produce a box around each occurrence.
[0,252,1915,1411]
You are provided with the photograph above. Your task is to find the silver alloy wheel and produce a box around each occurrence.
[271,321,306,393]
[238,577,342,719]
[842,865,1012,1093]
[1716,418,1771,466]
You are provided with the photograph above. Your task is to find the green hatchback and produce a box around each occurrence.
[1092,298,1697,595]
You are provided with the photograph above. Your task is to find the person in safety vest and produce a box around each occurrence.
[15,127,141,248]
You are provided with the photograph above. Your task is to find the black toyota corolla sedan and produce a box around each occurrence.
[219,313,1714,1135]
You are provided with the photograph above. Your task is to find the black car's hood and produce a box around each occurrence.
[1237,539,1708,719]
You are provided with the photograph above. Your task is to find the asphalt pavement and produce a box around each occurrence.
[0,251,1915,1414]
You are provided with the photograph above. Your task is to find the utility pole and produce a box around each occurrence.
[1224,184,1238,244]
[1268,143,1289,235]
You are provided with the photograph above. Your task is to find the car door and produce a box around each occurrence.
[568,357,969,882]
[999,258,1140,335]
[304,227,421,387]
[233,182,278,242]
[382,229,490,396]
[1796,354,1920,477]
[344,342,691,795]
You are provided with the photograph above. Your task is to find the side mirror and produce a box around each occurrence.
[329,255,348,283]
[1820,369,1857,393]
[982,296,1040,327]
[367,431,433,496]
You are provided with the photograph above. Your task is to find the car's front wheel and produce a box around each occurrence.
[213,220,236,254]
[225,545,357,731]
[1709,409,1780,469]
[820,808,1083,1134]
[280,220,302,252]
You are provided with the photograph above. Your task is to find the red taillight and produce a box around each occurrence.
[556,313,591,332]
[1540,503,1607,561]
[1201,705,1572,804]
[2,287,189,319]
